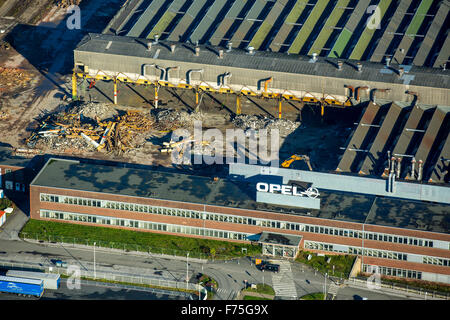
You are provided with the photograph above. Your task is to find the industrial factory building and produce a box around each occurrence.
[28,158,450,284]
[73,32,450,107]
[72,30,450,184]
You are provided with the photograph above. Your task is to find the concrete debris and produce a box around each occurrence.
[71,101,118,121]
[151,108,204,131]
[26,102,154,155]
[231,114,301,136]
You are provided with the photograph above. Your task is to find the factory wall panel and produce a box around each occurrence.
[74,50,450,106]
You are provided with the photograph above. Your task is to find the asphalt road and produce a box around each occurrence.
[336,286,410,300]
[0,278,188,300]
[0,239,416,300]
[0,239,328,299]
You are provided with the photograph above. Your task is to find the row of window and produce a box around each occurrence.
[423,256,450,267]
[305,241,408,261]
[363,264,422,280]
[39,210,249,241]
[349,247,407,261]
[40,193,442,249]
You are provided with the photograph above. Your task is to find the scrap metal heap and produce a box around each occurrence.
[25,102,206,155]
[26,102,155,155]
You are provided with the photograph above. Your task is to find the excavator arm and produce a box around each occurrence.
[281,154,312,170]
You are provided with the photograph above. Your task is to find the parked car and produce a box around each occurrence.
[257,262,280,273]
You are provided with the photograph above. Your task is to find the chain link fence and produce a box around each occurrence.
[350,277,450,300]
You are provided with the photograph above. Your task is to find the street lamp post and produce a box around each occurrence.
[94,242,96,280]
[186,252,189,290]
[324,273,327,298]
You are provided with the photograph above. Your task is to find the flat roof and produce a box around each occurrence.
[0,275,42,285]
[31,159,450,235]
[6,270,60,280]
[75,33,450,90]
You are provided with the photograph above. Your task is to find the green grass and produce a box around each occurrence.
[249,21,273,50]
[20,219,261,259]
[147,11,176,39]
[198,274,218,290]
[198,274,218,300]
[405,0,433,38]
[295,251,356,278]
[243,295,271,300]
[308,0,352,55]
[242,283,275,296]
[288,0,329,54]
[0,198,12,211]
[349,0,392,60]
[328,27,352,58]
[300,292,325,300]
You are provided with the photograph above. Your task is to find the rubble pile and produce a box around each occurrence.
[101,110,154,153]
[35,135,91,151]
[0,110,9,120]
[27,102,154,155]
[56,0,82,8]
[71,101,118,121]
[231,114,301,136]
[0,67,33,91]
[0,41,10,51]
[151,108,204,131]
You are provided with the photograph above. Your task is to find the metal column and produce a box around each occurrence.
[113,79,118,105]
[72,72,77,101]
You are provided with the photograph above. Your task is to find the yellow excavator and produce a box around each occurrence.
[281,154,313,171]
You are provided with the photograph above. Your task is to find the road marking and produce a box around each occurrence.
[271,261,297,299]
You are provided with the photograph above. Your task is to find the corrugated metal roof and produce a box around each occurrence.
[370,0,415,62]
[127,0,166,38]
[430,134,450,183]
[75,33,450,90]
[433,33,450,68]
[337,102,381,172]
[413,107,447,166]
[389,104,426,180]
[359,103,405,175]
[189,0,228,44]
[413,4,449,66]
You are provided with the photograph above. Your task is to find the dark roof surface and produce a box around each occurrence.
[259,232,302,247]
[75,33,450,90]
[32,159,450,234]
[0,147,31,168]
